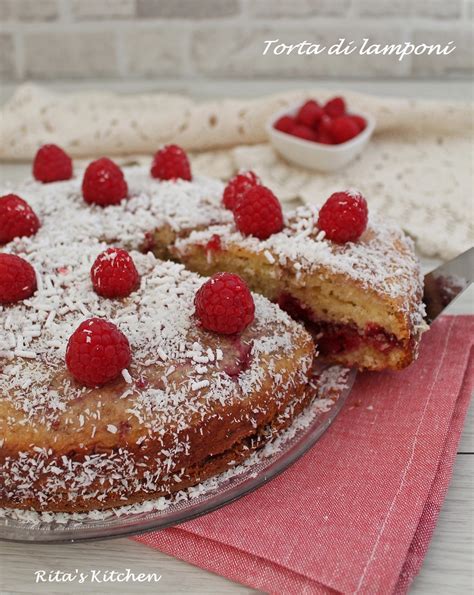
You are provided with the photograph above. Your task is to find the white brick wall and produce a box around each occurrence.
[0,0,58,21]
[24,30,118,78]
[0,0,472,81]
[123,28,187,76]
[72,0,136,20]
[247,0,351,18]
[356,0,463,19]
[191,24,412,78]
[136,0,240,19]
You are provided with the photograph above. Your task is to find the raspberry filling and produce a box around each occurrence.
[224,339,253,378]
[312,321,400,356]
[277,293,401,356]
[205,234,222,252]
[141,231,157,253]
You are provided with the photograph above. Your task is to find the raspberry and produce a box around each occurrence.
[318,115,333,135]
[194,272,255,335]
[324,96,346,118]
[66,318,131,387]
[0,194,40,244]
[290,124,318,142]
[151,145,192,181]
[350,115,366,132]
[82,158,128,207]
[234,185,284,240]
[329,116,360,144]
[274,115,295,134]
[317,191,368,244]
[33,144,73,183]
[0,253,37,304]
[222,171,260,211]
[315,131,334,145]
[91,247,140,299]
[205,234,222,252]
[296,100,324,127]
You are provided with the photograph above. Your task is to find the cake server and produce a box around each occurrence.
[423,247,474,324]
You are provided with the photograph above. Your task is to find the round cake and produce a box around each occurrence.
[0,149,426,512]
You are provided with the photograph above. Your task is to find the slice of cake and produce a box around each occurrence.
[170,204,426,371]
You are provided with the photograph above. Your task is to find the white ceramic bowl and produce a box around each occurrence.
[266,103,375,173]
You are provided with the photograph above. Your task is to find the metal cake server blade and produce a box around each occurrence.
[423,247,474,325]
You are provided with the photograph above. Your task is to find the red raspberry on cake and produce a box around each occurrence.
[33,144,73,183]
[0,253,37,304]
[91,247,140,299]
[0,194,40,244]
[329,116,360,144]
[222,171,260,211]
[317,190,368,244]
[82,157,128,207]
[274,115,295,134]
[234,185,284,240]
[66,318,131,387]
[151,145,192,181]
[194,272,255,335]
[296,100,324,127]
[324,96,346,118]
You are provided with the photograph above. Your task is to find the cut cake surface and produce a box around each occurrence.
[172,205,426,370]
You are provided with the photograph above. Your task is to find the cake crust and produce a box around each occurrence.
[0,346,314,512]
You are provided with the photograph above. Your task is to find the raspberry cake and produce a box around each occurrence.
[0,145,425,512]
[173,203,426,371]
[1,252,313,512]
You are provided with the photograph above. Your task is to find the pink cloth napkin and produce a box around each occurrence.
[134,315,473,594]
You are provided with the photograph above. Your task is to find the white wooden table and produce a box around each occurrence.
[0,80,472,594]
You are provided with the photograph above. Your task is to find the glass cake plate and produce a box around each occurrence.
[0,364,356,544]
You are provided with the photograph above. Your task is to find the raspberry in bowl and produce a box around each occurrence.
[267,97,375,172]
